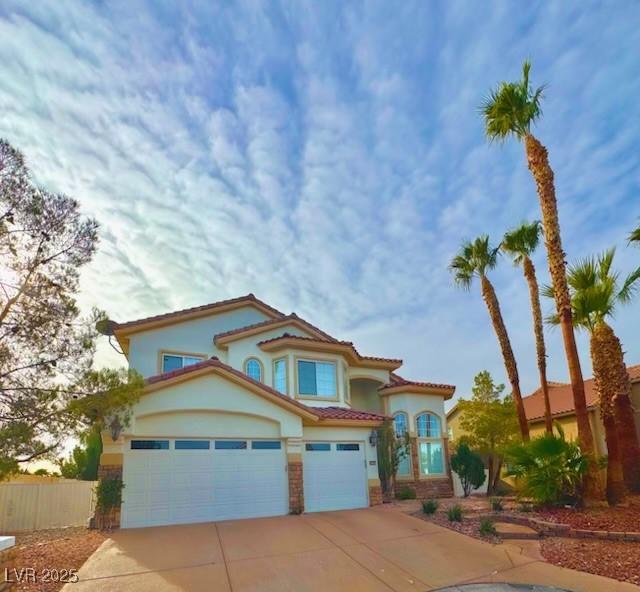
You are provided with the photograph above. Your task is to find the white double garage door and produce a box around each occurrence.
[122,438,368,528]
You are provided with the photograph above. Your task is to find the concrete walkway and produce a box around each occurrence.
[64,507,638,592]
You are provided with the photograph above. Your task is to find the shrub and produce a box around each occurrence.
[490,497,503,511]
[95,476,124,530]
[396,486,417,500]
[505,432,588,506]
[422,499,439,514]
[479,517,496,536]
[518,502,532,513]
[447,504,463,522]
[450,443,486,497]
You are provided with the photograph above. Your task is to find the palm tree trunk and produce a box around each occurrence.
[480,275,530,440]
[523,256,553,434]
[492,457,503,493]
[591,322,626,505]
[486,454,494,496]
[615,393,640,491]
[524,133,601,499]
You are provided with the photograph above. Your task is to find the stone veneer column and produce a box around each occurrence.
[95,453,123,529]
[287,454,304,514]
[368,479,383,506]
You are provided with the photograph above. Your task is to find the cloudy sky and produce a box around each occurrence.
[1,1,639,409]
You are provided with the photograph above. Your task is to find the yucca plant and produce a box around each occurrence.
[450,236,529,440]
[483,62,598,496]
[506,429,588,506]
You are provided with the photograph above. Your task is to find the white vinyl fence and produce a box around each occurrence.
[0,480,96,531]
[452,469,489,498]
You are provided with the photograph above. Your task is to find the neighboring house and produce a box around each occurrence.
[447,364,640,458]
[99,294,456,528]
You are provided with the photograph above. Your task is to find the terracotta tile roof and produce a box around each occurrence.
[144,357,385,423]
[115,294,285,331]
[257,333,403,366]
[213,313,338,344]
[524,363,640,421]
[313,406,388,421]
[380,373,456,392]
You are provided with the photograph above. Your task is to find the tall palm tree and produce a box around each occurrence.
[482,61,600,496]
[450,236,530,440]
[502,221,552,434]
[547,249,640,502]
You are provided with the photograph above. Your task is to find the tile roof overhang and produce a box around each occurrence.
[214,314,337,347]
[523,363,640,422]
[257,334,403,371]
[378,372,456,399]
[143,357,386,427]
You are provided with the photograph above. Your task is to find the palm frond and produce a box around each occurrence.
[597,248,616,282]
[618,265,640,303]
[629,224,640,245]
[541,283,555,299]
[502,220,542,263]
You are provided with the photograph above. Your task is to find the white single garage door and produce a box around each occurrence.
[303,442,368,512]
[122,438,288,528]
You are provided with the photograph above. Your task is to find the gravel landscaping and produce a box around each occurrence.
[10,527,106,592]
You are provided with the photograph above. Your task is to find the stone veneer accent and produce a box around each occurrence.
[393,436,454,499]
[368,482,383,506]
[287,460,304,514]
[95,464,123,529]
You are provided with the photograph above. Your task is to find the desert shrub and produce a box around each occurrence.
[479,517,496,536]
[447,504,463,522]
[505,432,588,506]
[450,443,486,497]
[490,497,503,511]
[422,499,439,514]
[396,486,417,500]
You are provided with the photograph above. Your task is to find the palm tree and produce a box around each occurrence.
[482,61,600,497]
[547,249,640,502]
[450,236,530,440]
[630,224,640,245]
[502,221,553,434]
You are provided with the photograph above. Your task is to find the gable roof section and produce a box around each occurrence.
[379,372,456,399]
[214,313,337,347]
[114,294,285,336]
[523,363,640,421]
[143,357,386,425]
[257,334,403,370]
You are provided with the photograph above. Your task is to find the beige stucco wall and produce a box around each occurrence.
[385,392,447,436]
[350,379,384,412]
[529,408,606,456]
[127,306,271,377]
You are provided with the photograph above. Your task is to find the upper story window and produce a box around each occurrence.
[273,358,287,394]
[161,352,205,373]
[297,359,336,397]
[244,358,263,382]
[416,412,444,476]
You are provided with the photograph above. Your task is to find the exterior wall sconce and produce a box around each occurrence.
[109,416,122,442]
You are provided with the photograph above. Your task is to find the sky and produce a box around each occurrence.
[1,1,639,411]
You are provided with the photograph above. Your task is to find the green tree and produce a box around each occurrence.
[450,237,529,439]
[457,371,520,495]
[59,428,103,480]
[450,443,485,497]
[502,221,552,434]
[482,62,600,499]
[376,419,410,500]
[546,248,640,502]
[0,139,143,479]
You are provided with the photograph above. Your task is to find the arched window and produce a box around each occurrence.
[244,358,263,382]
[415,412,444,475]
[393,413,412,477]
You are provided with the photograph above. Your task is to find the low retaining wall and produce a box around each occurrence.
[486,512,640,542]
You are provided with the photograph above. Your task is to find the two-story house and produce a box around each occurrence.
[99,294,456,528]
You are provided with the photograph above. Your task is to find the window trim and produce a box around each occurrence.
[343,363,350,404]
[272,357,288,394]
[244,357,264,383]
[415,411,446,478]
[158,350,207,374]
[392,412,412,479]
[294,355,339,401]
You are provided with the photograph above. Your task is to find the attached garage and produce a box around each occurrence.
[121,438,288,528]
[302,441,369,512]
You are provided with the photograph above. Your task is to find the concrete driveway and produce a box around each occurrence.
[65,507,637,592]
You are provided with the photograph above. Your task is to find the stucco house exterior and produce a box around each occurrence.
[99,294,456,528]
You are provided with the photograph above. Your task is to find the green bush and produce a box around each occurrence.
[447,504,463,522]
[450,443,486,497]
[95,476,124,512]
[490,497,503,511]
[422,499,439,514]
[396,486,417,500]
[479,517,497,536]
[505,432,588,506]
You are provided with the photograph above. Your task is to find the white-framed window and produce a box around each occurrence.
[393,412,412,477]
[297,359,337,397]
[161,352,205,373]
[244,357,263,382]
[416,412,444,475]
[273,358,287,394]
